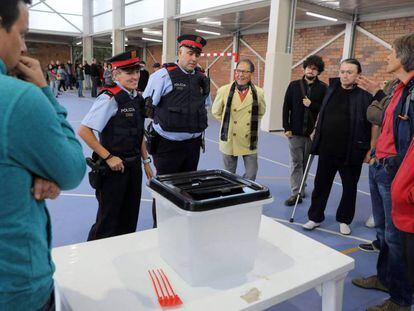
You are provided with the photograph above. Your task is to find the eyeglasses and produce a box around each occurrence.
[235,69,252,75]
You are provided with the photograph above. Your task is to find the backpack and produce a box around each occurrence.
[367,79,399,126]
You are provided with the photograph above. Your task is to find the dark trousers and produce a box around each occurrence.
[88,160,142,241]
[57,80,66,92]
[308,154,363,224]
[151,135,202,227]
[91,76,100,98]
[401,231,414,291]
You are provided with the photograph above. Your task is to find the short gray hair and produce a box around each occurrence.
[236,59,255,73]
[394,33,414,72]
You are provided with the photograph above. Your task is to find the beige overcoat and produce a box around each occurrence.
[212,83,266,156]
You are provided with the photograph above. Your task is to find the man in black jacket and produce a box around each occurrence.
[84,60,91,89]
[283,55,327,206]
[302,58,375,235]
[90,58,100,98]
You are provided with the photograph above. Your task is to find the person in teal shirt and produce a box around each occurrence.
[0,1,86,310]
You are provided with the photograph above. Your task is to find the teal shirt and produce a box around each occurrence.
[0,59,86,310]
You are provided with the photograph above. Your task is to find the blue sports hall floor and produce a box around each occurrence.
[46,90,399,311]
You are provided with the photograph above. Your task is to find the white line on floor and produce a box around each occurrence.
[270,217,372,243]
[60,192,152,202]
[206,137,371,196]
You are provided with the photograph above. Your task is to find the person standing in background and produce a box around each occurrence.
[212,59,266,181]
[76,63,85,97]
[282,55,327,206]
[138,60,149,92]
[103,62,113,86]
[46,63,58,97]
[90,58,100,97]
[84,60,91,89]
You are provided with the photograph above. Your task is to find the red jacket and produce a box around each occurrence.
[392,138,414,233]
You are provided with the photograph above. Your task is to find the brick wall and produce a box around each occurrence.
[290,24,345,83]
[201,37,233,95]
[26,42,71,71]
[354,17,414,85]
[23,16,406,96]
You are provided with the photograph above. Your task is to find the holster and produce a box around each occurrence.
[201,76,210,96]
[86,154,107,189]
[144,122,159,155]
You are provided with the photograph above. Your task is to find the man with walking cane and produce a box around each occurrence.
[283,55,327,206]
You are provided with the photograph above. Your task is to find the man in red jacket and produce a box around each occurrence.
[352,33,414,311]
[392,138,414,290]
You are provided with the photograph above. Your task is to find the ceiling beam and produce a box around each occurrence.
[28,29,80,37]
[40,1,83,33]
[296,0,353,22]
[358,7,414,22]
[120,19,163,31]
[26,38,72,45]
[175,0,270,21]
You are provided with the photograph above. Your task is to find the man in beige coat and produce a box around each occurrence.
[212,59,266,180]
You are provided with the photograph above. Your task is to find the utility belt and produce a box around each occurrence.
[86,153,140,189]
[144,122,206,155]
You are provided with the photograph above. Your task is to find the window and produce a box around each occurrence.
[125,0,164,26]
[180,0,242,14]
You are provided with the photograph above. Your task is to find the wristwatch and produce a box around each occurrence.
[142,157,152,164]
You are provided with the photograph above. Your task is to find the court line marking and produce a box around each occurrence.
[60,193,152,202]
[60,126,373,245]
[271,217,372,243]
[205,137,371,196]
[340,247,360,255]
[59,193,372,244]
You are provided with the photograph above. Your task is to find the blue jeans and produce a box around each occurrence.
[370,162,412,306]
[77,80,83,97]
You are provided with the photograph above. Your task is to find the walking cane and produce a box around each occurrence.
[289,154,315,223]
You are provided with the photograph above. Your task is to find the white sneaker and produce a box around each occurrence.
[365,215,375,228]
[339,223,351,235]
[302,220,321,230]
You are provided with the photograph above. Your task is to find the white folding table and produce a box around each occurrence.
[52,216,354,310]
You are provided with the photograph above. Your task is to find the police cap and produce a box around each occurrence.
[177,34,207,52]
[107,50,141,70]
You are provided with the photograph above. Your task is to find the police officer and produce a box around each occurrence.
[78,51,153,241]
[143,34,211,226]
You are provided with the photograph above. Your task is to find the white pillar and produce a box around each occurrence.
[261,0,296,131]
[230,32,240,82]
[82,0,93,63]
[112,0,125,56]
[142,43,147,62]
[163,0,178,63]
[342,19,356,60]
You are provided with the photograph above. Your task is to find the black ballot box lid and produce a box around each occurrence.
[148,169,271,212]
